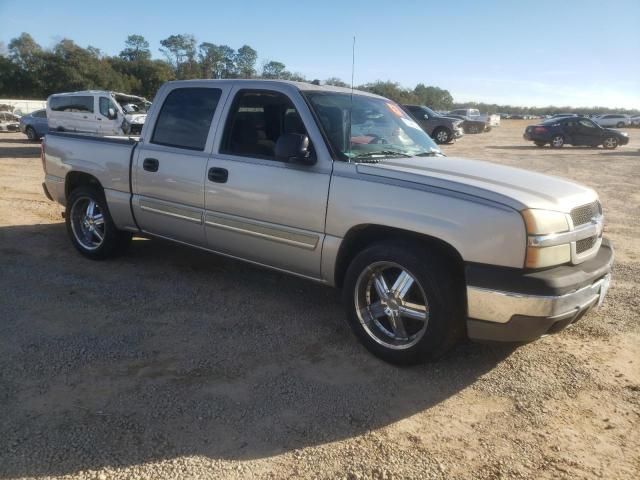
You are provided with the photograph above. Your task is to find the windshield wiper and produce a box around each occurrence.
[415,149,444,157]
[352,150,413,162]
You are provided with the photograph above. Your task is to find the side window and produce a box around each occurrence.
[579,119,596,129]
[221,89,308,161]
[99,97,112,117]
[151,87,222,151]
[50,96,94,113]
[33,110,46,118]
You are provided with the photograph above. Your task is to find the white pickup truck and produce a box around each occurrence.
[41,80,613,364]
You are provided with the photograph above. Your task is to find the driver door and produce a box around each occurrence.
[97,96,121,135]
[574,119,600,146]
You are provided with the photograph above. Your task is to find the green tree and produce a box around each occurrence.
[119,35,151,62]
[413,84,453,110]
[159,34,197,77]
[358,81,418,104]
[324,77,349,88]
[261,60,287,79]
[235,45,257,78]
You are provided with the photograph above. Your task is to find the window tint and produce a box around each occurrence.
[578,119,596,128]
[99,97,115,117]
[33,110,47,118]
[221,90,307,160]
[50,96,94,113]
[151,88,222,151]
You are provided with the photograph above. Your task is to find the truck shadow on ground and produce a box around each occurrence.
[0,137,41,158]
[0,223,515,478]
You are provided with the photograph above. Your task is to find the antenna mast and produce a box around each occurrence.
[348,36,355,160]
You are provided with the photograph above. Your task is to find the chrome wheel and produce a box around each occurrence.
[551,135,564,148]
[435,130,449,143]
[354,262,429,350]
[70,197,105,251]
[603,137,617,149]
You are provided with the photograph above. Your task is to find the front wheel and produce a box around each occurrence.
[343,242,463,364]
[66,186,132,260]
[550,134,564,148]
[616,122,624,128]
[432,127,452,144]
[26,126,37,141]
[602,136,618,149]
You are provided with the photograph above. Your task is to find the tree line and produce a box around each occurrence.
[0,33,637,116]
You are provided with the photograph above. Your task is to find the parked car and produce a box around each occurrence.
[41,79,613,365]
[0,111,20,132]
[630,115,640,127]
[445,113,489,134]
[402,105,464,143]
[523,117,629,149]
[449,108,481,119]
[47,91,150,136]
[593,114,631,128]
[19,109,48,140]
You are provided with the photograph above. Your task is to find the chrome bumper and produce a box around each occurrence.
[466,273,611,342]
[467,274,610,324]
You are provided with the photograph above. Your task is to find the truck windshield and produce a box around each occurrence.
[304,91,441,161]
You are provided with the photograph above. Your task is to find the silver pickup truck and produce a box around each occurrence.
[42,79,614,364]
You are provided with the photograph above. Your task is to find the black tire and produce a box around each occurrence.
[602,136,618,150]
[432,127,452,144]
[65,185,132,260]
[25,126,37,141]
[616,122,624,128]
[550,134,564,148]
[342,241,464,365]
[534,141,546,147]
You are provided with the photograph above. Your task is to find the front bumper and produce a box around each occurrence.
[465,239,614,342]
[617,135,630,145]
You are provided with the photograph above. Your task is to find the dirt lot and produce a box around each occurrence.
[1,122,639,480]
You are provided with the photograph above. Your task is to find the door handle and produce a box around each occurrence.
[208,167,228,183]
[143,158,159,172]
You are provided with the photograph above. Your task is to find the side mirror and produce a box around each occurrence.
[423,114,429,120]
[108,108,117,120]
[275,133,316,165]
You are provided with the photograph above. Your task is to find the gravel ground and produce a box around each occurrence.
[0,123,639,480]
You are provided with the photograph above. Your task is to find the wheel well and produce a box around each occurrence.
[65,171,103,200]
[334,225,465,288]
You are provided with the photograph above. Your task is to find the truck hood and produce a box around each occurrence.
[355,156,597,213]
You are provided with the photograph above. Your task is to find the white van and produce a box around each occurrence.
[46,91,150,136]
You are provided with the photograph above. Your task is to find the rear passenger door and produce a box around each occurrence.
[203,87,332,279]
[132,86,228,246]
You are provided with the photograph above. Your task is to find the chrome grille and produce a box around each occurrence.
[571,201,601,227]
[576,236,596,254]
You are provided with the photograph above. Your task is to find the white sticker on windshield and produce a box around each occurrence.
[401,117,421,130]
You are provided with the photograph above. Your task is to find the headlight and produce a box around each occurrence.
[521,209,571,268]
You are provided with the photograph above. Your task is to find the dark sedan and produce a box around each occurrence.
[523,117,629,149]
[445,114,489,134]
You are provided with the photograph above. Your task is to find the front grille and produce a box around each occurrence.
[576,236,597,254]
[571,201,601,227]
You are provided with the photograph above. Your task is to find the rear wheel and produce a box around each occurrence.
[25,126,37,141]
[433,127,452,144]
[602,136,618,149]
[343,241,463,364]
[550,134,564,148]
[534,141,546,147]
[66,186,132,260]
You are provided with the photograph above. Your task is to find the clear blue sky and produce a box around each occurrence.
[2,0,639,108]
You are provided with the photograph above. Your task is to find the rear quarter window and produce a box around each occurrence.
[151,88,222,151]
